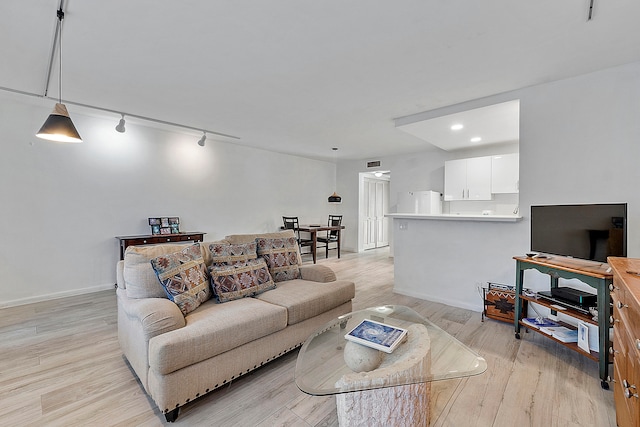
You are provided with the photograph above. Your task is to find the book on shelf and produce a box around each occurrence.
[539,326,579,343]
[344,319,408,354]
[521,317,560,329]
[577,322,590,352]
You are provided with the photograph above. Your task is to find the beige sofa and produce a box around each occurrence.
[116,230,355,422]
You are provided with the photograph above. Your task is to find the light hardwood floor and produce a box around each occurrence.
[0,248,615,426]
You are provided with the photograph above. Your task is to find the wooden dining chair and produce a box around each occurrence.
[282,216,313,255]
[317,215,342,258]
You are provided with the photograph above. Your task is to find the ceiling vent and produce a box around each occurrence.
[367,161,381,168]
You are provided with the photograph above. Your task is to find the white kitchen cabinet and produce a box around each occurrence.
[491,153,519,193]
[444,156,492,201]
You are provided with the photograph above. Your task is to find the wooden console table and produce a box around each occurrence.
[513,255,613,389]
[116,232,206,260]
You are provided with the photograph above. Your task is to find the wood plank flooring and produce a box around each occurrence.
[0,248,615,426]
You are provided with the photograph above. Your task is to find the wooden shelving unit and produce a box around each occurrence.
[518,294,599,361]
[513,255,613,389]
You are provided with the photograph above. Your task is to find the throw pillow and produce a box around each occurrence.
[209,242,257,265]
[123,243,196,299]
[256,236,301,282]
[209,258,276,303]
[150,243,211,315]
[225,230,302,265]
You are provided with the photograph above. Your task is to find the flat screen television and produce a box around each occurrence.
[530,203,627,262]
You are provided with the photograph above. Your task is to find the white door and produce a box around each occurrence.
[362,178,377,250]
[362,177,389,250]
[375,180,389,247]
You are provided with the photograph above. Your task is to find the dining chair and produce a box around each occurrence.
[282,216,313,255]
[317,215,342,258]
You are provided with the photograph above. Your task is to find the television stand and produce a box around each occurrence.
[513,255,613,389]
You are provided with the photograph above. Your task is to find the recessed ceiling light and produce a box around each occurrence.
[450,124,464,131]
[470,137,482,143]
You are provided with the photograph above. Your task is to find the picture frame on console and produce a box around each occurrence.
[148,217,180,235]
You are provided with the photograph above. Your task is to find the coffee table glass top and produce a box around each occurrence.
[295,305,487,395]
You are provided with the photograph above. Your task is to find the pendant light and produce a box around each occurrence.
[328,147,342,203]
[36,7,82,143]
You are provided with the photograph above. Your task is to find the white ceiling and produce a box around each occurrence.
[1,1,639,161]
[396,100,520,151]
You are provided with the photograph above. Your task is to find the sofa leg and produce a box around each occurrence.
[165,408,180,422]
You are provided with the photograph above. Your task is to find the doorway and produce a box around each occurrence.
[360,172,390,251]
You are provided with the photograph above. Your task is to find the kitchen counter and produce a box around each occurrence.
[388,212,526,311]
[386,213,522,222]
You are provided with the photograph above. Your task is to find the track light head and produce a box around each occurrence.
[198,132,207,147]
[115,114,126,133]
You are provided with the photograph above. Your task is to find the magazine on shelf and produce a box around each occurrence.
[344,319,408,353]
[538,326,578,342]
[521,317,560,329]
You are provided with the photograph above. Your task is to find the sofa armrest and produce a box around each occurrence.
[117,288,185,391]
[298,264,337,283]
[116,260,125,289]
[118,288,185,338]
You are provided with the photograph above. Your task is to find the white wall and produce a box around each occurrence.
[337,150,452,252]
[0,92,336,307]
[338,61,640,311]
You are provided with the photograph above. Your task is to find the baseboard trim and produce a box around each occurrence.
[1,283,115,309]
[393,287,483,313]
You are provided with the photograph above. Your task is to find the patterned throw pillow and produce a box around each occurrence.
[209,258,276,303]
[150,244,211,315]
[256,236,301,282]
[209,242,257,266]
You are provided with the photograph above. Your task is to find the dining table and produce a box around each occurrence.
[298,224,345,264]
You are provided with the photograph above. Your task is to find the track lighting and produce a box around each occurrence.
[198,132,207,147]
[36,7,82,143]
[115,114,126,133]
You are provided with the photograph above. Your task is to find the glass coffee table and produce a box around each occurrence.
[295,305,487,425]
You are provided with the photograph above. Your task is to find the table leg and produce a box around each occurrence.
[337,230,341,259]
[312,231,317,264]
[514,261,524,338]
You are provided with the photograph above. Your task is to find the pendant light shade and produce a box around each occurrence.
[328,147,342,203]
[36,7,82,143]
[328,191,342,203]
[36,103,82,143]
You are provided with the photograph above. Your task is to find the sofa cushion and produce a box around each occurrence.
[148,297,288,375]
[209,258,276,303]
[209,242,257,265]
[226,230,303,265]
[255,279,356,325]
[123,242,195,299]
[150,244,211,315]
[256,236,301,282]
